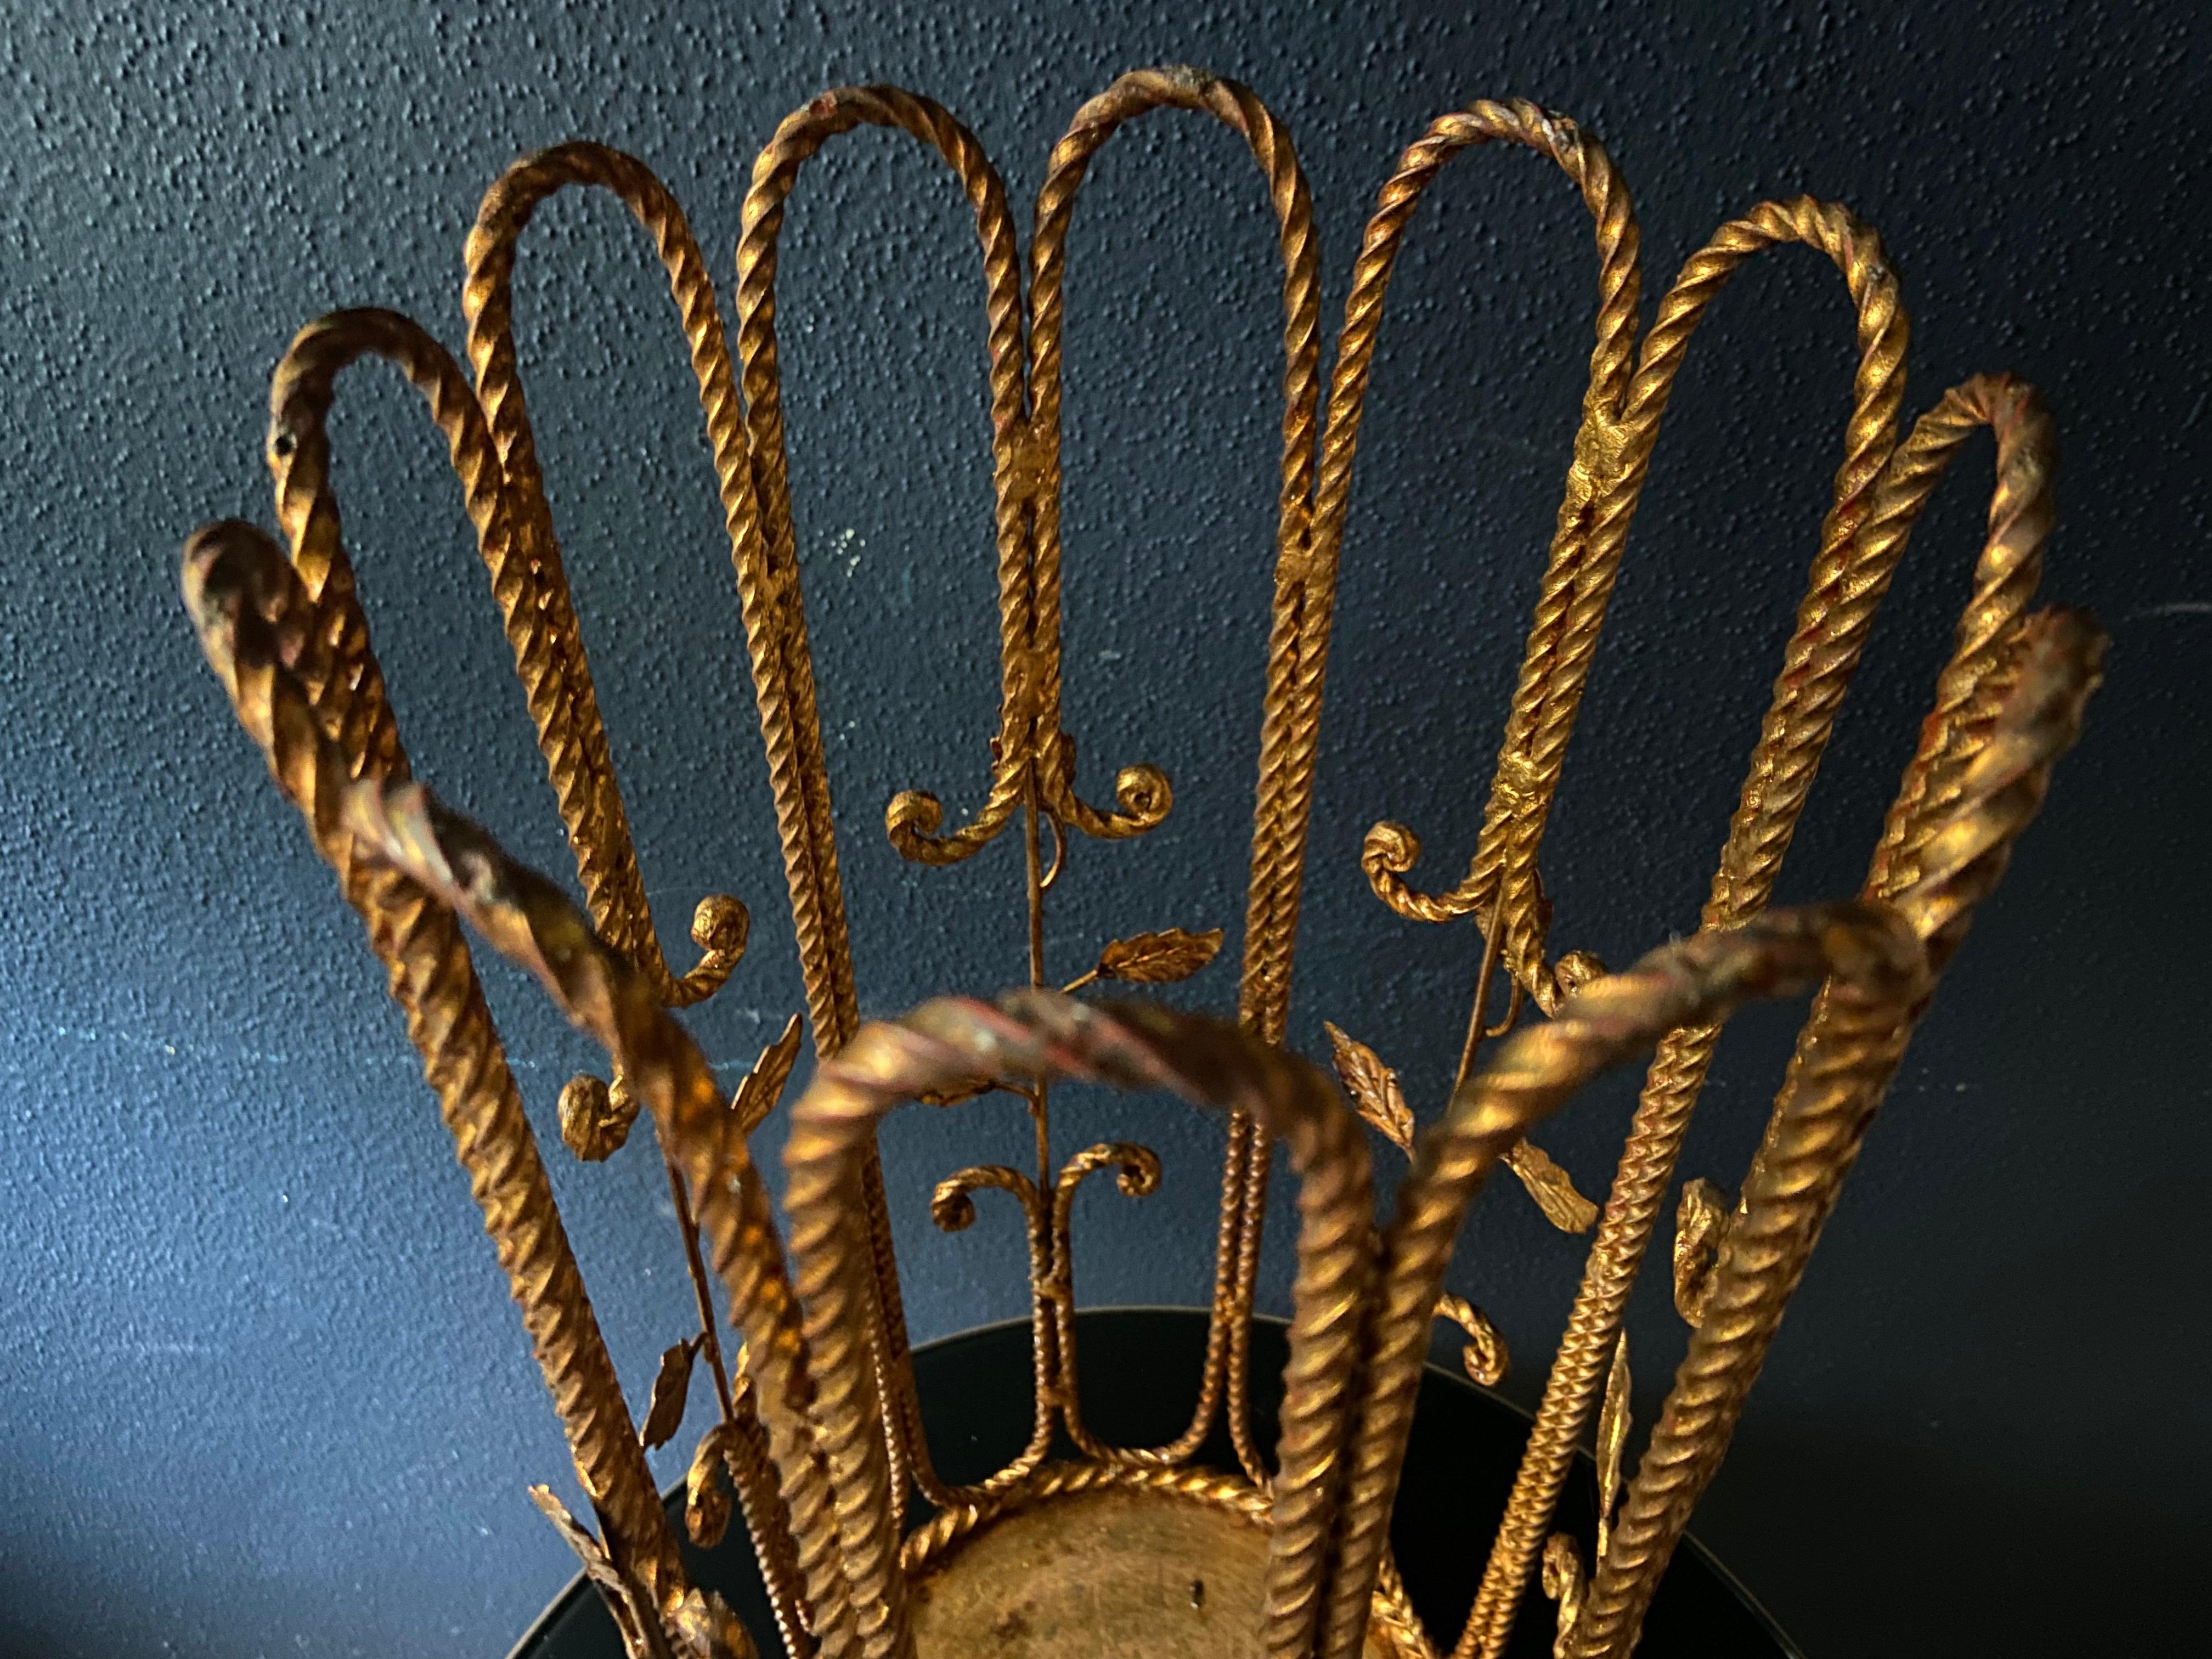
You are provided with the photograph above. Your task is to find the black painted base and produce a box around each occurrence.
[509,1308,1796,1658]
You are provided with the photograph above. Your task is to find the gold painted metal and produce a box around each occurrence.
[904,1476,1406,1658]
[179,64,2098,1659]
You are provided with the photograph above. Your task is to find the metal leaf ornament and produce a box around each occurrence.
[1596,1333,1632,1564]
[640,1336,701,1451]
[1503,1139,1599,1233]
[1324,1022,1414,1152]
[1673,1176,1730,1327]
[732,1013,805,1139]
[529,1486,655,1652]
[1086,926,1223,986]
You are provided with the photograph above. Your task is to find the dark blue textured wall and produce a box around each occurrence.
[3,2,2206,1654]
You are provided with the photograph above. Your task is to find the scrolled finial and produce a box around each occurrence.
[558,1073,638,1162]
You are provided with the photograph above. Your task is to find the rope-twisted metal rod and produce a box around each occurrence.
[1863,377,2058,893]
[1567,606,2104,1658]
[266,306,748,1012]
[195,553,872,1659]
[1365,198,1909,1016]
[178,522,692,1644]
[1701,372,2057,1316]
[1317,900,1932,1659]
[460,139,758,1008]
[339,763,885,1659]
[257,293,806,1641]
[734,84,1037,871]
[1461,369,2052,1655]
[1324,98,1640,1015]
[778,986,1373,1659]
[332,758,865,1659]
[1030,61,1326,1486]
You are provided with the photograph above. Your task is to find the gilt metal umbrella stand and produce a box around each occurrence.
[180,63,2100,1659]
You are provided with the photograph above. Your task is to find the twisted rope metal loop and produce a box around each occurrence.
[1630,201,1911,936]
[179,522,690,1637]
[1567,607,2102,1658]
[270,307,727,1000]
[461,139,759,1007]
[1031,60,1327,1488]
[1029,64,1320,887]
[1326,100,1639,1014]
[789,989,1373,1659]
[1374,199,1908,1021]
[731,84,1053,1525]
[734,85,1035,871]
[1319,901,1936,1659]
[1459,365,2053,1657]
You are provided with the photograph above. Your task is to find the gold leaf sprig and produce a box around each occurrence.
[915,1078,995,1108]
[1324,1022,1594,1238]
[1503,1139,1599,1233]
[639,1336,701,1451]
[1673,1176,1730,1327]
[1595,1333,1632,1565]
[1324,1022,1414,1152]
[530,1486,657,1652]
[732,1013,805,1139]
[1063,926,1223,991]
